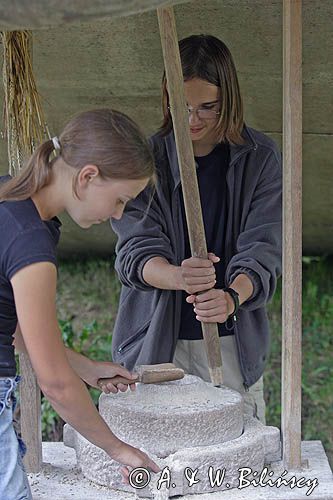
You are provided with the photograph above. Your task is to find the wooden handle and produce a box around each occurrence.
[157,7,223,386]
[97,365,185,388]
[140,367,184,384]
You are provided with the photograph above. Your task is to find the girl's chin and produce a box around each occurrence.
[190,130,209,141]
[75,219,93,229]
[190,130,218,145]
[190,133,204,141]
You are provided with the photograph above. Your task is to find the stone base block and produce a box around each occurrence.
[28,441,333,499]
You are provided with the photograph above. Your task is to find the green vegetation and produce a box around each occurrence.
[265,256,333,465]
[41,318,112,440]
[43,256,332,465]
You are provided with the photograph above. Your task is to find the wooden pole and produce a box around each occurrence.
[157,6,223,386]
[282,0,302,470]
[20,353,42,472]
[17,33,43,473]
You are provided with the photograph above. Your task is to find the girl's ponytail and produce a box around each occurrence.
[1,109,155,203]
[0,139,56,202]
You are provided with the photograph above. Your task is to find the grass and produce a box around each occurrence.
[51,255,332,465]
[265,256,333,465]
[56,258,121,336]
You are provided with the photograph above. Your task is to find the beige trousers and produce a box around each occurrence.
[173,335,266,424]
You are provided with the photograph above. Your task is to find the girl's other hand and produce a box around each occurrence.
[186,288,234,324]
[110,442,160,484]
[179,252,220,294]
[84,360,137,393]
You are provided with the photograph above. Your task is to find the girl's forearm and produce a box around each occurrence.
[42,369,122,457]
[142,256,183,290]
[65,348,93,383]
[228,273,254,306]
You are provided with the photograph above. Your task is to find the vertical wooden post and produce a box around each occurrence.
[19,33,43,473]
[20,353,42,472]
[2,30,43,472]
[282,0,302,470]
[157,6,223,386]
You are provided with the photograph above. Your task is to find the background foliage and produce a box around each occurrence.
[44,256,332,465]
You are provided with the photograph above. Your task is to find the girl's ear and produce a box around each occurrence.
[77,165,99,186]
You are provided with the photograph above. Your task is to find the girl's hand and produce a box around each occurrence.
[186,288,235,324]
[179,253,220,294]
[110,442,160,483]
[84,361,137,394]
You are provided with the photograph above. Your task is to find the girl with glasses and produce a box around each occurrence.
[110,35,282,425]
[0,109,159,499]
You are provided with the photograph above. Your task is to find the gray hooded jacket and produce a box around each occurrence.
[111,125,282,387]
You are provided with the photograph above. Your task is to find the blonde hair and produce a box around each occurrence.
[0,109,155,201]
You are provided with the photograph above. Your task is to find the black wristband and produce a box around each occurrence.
[223,287,240,318]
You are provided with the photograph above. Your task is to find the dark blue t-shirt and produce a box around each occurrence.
[0,178,61,376]
[178,142,232,340]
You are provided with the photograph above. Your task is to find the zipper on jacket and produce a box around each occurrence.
[232,316,251,390]
[117,326,148,354]
[226,317,250,390]
[117,335,143,353]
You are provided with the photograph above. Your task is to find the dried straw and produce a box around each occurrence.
[1,30,46,175]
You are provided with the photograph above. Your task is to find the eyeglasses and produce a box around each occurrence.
[168,103,221,120]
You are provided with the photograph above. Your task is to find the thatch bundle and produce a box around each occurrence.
[1,30,46,175]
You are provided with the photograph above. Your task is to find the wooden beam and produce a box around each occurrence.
[282,0,303,470]
[20,353,42,472]
[157,6,223,386]
[3,33,43,472]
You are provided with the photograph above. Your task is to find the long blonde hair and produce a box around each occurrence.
[0,109,155,201]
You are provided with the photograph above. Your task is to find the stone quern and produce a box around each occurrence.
[64,375,281,498]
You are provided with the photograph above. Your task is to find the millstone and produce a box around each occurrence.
[98,375,244,456]
[64,375,281,498]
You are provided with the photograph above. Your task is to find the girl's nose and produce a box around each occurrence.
[188,109,201,126]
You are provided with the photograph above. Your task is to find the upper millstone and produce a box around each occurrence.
[99,375,244,456]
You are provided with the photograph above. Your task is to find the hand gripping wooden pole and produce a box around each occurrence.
[157,7,223,386]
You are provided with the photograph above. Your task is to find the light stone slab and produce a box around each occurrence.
[28,441,333,499]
